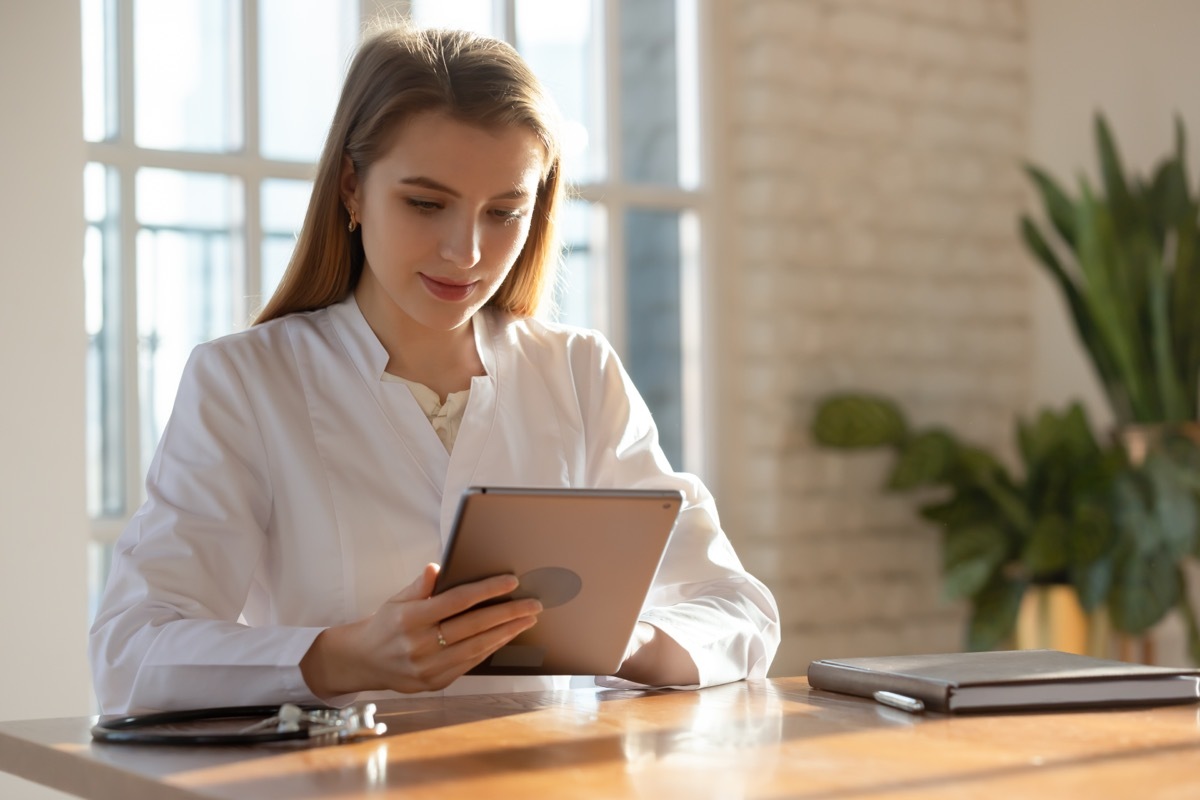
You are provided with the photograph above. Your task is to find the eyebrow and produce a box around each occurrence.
[399,176,533,201]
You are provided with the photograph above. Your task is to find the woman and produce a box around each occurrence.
[89,23,779,715]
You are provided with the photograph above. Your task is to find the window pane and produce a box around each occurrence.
[259,0,359,162]
[408,0,498,37]
[620,0,679,185]
[136,169,241,475]
[135,0,242,152]
[625,208,682,469]
[553,199,603,329]
[261,178,312,301]
[82,0,117,142]
[516,0,604,184]
[85,163,125,518]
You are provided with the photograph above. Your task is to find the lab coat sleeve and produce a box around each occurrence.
[574,336,781,689]
[89,342,327,714]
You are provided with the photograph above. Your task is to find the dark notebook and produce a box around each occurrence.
[807,649,1200,713]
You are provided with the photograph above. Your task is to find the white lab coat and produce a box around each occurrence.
[89,295,780,714]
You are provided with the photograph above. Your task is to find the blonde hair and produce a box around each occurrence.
[256,24,563,325]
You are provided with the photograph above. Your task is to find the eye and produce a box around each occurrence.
[491,208,527,225]
[406,198,442,214]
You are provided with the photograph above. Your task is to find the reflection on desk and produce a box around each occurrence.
[1,677,1199,799]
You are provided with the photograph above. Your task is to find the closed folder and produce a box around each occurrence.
[807,649,1200,713]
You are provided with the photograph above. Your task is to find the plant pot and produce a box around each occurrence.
[1014,583,1111,658]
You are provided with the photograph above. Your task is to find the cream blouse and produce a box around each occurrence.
[380,373,470,452]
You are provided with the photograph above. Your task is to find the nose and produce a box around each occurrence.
[438,215,482,269]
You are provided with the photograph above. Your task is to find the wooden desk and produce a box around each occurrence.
[1,678,1199,799]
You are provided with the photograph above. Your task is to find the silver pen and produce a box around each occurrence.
[873,690,925,714]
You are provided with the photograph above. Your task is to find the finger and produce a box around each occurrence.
[441,597,543,646]
[423,616,539,685]
[385,614,538,694]
[390,563,441,604]
[425,573,521,620]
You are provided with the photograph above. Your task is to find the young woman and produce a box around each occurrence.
[89,23,779,715]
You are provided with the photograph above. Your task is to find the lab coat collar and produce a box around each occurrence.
[325,293,499,386]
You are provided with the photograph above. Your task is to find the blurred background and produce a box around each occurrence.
[2,3,1198,793]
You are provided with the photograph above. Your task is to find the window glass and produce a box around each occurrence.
[554,199,603,329]
[82,0,116,142]
[135,168,242,476]
[408,0,498,37]
[620,0,679,186]
[135,0,242,152]
[259,0,359,161]
[625,208,682,468]
[260,178,313,302]
[516,0,604,183]
[84,163,124,518]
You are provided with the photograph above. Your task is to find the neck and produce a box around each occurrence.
[353,286,485,400]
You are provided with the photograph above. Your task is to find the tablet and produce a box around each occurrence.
[433,486,684,676]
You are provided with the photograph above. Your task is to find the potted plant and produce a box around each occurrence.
[811,394,1200,659]
[809,114,1200,658]
[1020,113,1200,660]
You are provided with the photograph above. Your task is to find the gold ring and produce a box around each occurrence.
[436,625,448,648]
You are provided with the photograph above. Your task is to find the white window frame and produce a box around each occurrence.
[86,0,713,558]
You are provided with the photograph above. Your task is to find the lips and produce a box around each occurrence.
[420,274,477,302]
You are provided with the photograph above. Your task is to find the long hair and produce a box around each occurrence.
[255,24,563,325]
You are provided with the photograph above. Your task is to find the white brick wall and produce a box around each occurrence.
[718,0,1030,676]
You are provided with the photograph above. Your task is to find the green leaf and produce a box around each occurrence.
[1113,470,1161,556]
[1067,501,1117,564]
[1022,514,1069,575]
[1115,452,1200,560]
[1060,403,1101,460]
[1095,113,1140,237]
[1068,557,1114,613]
[1107,544,1180,634]
[1144,451,1200,558]
[1075,180,1153,422]
[888,429,957,490]
[919,490,993,529]
[954,448,1029,532]
[1024,164,1078,248]
[942,523,1010,600]
[811,394,907,449]
[1147,239,1190,422]
[966,575,1027,651]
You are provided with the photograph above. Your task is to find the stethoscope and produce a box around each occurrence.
[91,702,388,746]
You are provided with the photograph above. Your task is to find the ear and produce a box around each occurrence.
[339,154,360,211]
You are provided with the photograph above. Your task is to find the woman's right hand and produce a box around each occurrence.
[300,563,542,698]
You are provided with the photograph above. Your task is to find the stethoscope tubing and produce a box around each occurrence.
[91,705,318,745]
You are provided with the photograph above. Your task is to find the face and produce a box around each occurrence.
[343,111,547,336]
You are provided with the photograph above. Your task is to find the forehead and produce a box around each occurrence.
[371,112,548,191]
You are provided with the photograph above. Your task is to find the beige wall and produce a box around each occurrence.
[714,0,1030,677]
[0,1,90,798]
[712,0,1200,678]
